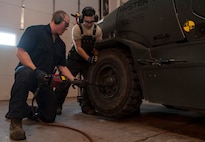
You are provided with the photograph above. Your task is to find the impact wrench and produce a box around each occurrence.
[31,74,94,142]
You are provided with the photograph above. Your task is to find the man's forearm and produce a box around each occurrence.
[58,66,75,81]
[17,48,36,70]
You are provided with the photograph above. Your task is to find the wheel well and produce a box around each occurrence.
[96,38,147,101]
[96,38,131,52]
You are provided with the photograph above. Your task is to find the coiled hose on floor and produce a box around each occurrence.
[32,86,94,142]
[37,119,94,142]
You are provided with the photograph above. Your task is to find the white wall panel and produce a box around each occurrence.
[0,0,21,6]
[25,0,53,14]
[24,9,52,26]
[0,1,21,29]
[0,1,21,100]
[24,0,53,28]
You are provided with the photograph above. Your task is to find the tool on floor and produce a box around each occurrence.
[31,73,94,142]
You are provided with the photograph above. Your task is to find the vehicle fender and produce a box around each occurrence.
[96,37,151,67]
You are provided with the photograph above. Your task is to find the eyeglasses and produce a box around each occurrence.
[63,20,69,27]
[84,20,94,24]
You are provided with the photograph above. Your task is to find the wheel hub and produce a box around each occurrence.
[104,77,114,87]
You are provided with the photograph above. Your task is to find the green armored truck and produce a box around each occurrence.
[87,0,205,117]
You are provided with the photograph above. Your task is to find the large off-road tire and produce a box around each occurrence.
[87,48,143,117]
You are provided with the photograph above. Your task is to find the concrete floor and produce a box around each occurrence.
[1,97,205,142]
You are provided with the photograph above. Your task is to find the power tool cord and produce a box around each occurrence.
[31,86,94,142]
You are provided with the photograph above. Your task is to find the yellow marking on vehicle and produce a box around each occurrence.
[183,20,195,32]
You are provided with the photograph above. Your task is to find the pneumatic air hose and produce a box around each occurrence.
[31,83,94,142]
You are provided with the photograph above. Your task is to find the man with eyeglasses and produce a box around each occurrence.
[5,10,75,140]
[55,6,102,115]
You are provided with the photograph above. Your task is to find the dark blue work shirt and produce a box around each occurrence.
[16,24,66,74]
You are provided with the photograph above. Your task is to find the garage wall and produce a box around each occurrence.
[0,0,22,100]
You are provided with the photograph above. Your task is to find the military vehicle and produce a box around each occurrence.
[87,0,205,117]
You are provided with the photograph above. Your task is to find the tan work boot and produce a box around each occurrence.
[10,118,26,140]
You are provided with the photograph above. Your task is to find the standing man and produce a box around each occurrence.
[55,6,102,115]
[6,10,75,140]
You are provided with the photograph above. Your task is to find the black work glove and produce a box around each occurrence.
[34,69,49,86]
[88,56,98,63]
[70,79,88,88]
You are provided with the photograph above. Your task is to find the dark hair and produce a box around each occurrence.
[82,6,95,17]
[79,6,98,23]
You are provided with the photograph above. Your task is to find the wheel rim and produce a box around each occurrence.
[95,64,120,99]
[88,57,128,112]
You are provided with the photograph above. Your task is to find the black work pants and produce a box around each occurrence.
[55,53,91,109]
[6,66,56,123]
